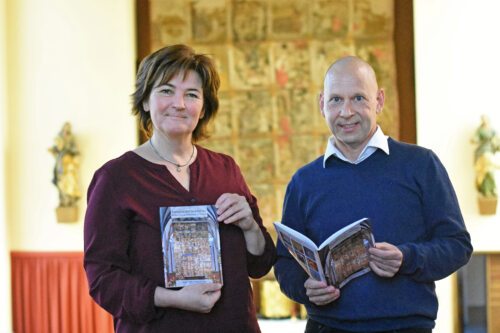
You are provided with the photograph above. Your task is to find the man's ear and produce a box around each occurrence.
[319,92,326,118]
[376,89,385,114]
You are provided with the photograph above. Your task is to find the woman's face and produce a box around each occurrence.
[144,70,204,140]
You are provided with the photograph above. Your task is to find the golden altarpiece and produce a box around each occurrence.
[136,0,419,319]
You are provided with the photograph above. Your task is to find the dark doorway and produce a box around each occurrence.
[459,254,487,333]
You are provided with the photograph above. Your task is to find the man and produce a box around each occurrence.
[274,56,472,333]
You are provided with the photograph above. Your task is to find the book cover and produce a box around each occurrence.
[160,205,223,288]
[274,217,374,288]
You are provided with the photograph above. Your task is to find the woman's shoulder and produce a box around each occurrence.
[98,151,137,168]
[94,151,154,177]
[197,145,238,168]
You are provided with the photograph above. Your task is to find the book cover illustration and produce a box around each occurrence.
[160,205,222,288]
[275,218,375,288]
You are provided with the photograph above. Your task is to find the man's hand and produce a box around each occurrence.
[369,242,403,278]
[304,278,340,306]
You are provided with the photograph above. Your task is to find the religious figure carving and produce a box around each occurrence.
[48,122,81,208]
[471,115,500,215]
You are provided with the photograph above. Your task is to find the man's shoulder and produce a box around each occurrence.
[388,138,433,158]
[292,156,325,179]
[387,138,446,175]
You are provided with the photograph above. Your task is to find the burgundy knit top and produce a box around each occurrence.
[84,146,276,333]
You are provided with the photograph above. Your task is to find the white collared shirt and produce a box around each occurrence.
[323,126,390,167]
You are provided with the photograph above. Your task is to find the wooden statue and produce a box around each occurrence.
[48,122,81,222]
[471,115,500,214]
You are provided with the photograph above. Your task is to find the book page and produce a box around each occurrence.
[160,205,223,288]
[318,217,370,250]
[274,222,326,282]
[323,221,375,288]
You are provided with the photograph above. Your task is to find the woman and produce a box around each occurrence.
[84,44,276,332]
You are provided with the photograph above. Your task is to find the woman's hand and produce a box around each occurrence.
[215,193,255,231]
[215,193,265,255]
[154,283,222,313]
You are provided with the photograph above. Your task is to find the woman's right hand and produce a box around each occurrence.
[154,283,222,313]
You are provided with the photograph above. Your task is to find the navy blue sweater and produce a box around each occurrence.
[274,138,472,332]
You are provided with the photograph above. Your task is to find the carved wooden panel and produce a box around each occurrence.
[138,0,414,228]
[487,254,500,333]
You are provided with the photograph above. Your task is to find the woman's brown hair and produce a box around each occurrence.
[131,44,220,141]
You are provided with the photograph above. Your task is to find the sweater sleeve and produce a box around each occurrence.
[398,150,473,282]
[246,193,277,279]
[83,168,162,324]
[273,176,309,304]
[230,158,277,278]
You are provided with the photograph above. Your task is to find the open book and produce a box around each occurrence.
[274,218,374,288]
[159,205,222,288]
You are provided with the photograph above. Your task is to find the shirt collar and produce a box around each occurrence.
[323,126,390,167]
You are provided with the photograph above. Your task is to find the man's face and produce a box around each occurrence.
[320,65,384,154]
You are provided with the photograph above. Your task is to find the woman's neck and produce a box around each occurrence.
[150,133,194,162]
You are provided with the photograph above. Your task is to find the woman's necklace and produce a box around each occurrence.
[149,139,195,172]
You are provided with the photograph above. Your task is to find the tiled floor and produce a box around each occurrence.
[258,319,306,333]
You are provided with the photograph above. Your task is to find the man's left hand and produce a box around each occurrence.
[369,242,403,278]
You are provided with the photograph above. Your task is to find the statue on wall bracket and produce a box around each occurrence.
[48,122,81,222]
[471,115,500,215]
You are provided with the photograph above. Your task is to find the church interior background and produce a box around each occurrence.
[2,0,500,332]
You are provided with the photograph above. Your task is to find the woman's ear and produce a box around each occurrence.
[143,101,150,112]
